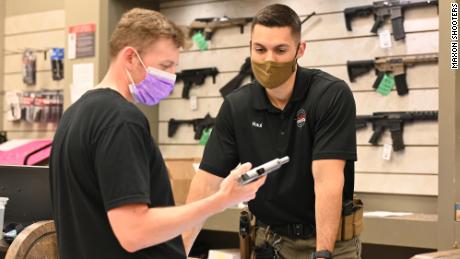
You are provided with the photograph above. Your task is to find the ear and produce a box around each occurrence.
[297,40,306,59]
[120,47,137,70]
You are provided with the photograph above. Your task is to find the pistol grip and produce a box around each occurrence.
[239,25,245,34]
[168,120,178,137]
[372,72,385,89]
[182,82,192,99]
[204,29,214,41]
[344,11,353,31]
[370,16,385,33]
[369,125,384,145]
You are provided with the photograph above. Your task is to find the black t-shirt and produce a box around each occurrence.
[200,67,357,226]
[50,88,186,259]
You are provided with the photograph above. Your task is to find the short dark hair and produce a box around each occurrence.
[251,4,301,41]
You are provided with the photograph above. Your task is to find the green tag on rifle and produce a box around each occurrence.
[199,128,212,145]
[192,32,208,51]
[376,73,395,96]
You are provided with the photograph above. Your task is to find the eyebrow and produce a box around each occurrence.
[253,42,290,49]
[161,60,176,66]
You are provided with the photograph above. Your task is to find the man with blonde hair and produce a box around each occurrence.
[50,8,265,259]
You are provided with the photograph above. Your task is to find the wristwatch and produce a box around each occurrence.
[312,250,333,259]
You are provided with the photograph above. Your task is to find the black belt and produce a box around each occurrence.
[257,219,315,240]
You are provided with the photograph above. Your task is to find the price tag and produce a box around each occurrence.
[378,29,392,49]
[192,32,208,50]
[382,143,392,161]
[376,73,395,96]
[190,95,198,111]
[199,128,212,145]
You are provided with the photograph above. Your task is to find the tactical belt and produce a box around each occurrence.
[256,198,364,241]
[256,219,315,240]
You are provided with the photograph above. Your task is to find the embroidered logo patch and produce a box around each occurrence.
[296,109,307,128]
[252,121,263,128]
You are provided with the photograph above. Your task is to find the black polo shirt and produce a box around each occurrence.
[200,66,357,226]
[50,88,186,259]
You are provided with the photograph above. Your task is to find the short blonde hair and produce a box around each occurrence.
[109,8,184,58]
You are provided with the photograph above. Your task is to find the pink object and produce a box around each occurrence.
[0,139,52,165]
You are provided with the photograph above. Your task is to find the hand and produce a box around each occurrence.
[215,163,266,210]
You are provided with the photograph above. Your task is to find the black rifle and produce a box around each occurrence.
[344,0,438,40]
[347,53,438,96]
[356,111,438,151]
[190,16,253,40]
[220,57,253,97]
[168,113,215,140]
[176,67,219,99]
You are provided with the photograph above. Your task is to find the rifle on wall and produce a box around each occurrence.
[176,67,219,99]
[168,113,215,140]
[190,16,253,41]
[220,57,253,97]
[344,0,438,41]
[347,53,438,96]
[356,110,438,151]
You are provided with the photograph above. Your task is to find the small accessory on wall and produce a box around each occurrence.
[5,91,22,122]
[51,48,64,81]
[20,91,35,123]
[22,49,37,86]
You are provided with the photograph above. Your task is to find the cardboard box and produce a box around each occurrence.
[208,249,240,259]
[165,158,200,205]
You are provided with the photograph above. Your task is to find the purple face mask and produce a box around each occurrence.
[126,51,176,106]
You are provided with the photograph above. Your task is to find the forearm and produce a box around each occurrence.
[109,166,261,254]
[126,193,225,252]
[314,182,343,252]
[312,160,345,253]
[182,171,222,254]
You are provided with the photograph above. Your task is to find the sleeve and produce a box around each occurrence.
[94,122,152,211]
[199,99,239,178]
[312,81,357,161]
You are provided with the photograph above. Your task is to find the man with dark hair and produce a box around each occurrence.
[184,4,361,259]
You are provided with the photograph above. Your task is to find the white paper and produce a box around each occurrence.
[68,32,77,59]
[71,63,94,103]
[5,91,22,121]
[364,211,414,218]
[378,29,392,49]
[190,95,198,111]
[382,143,392,161]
